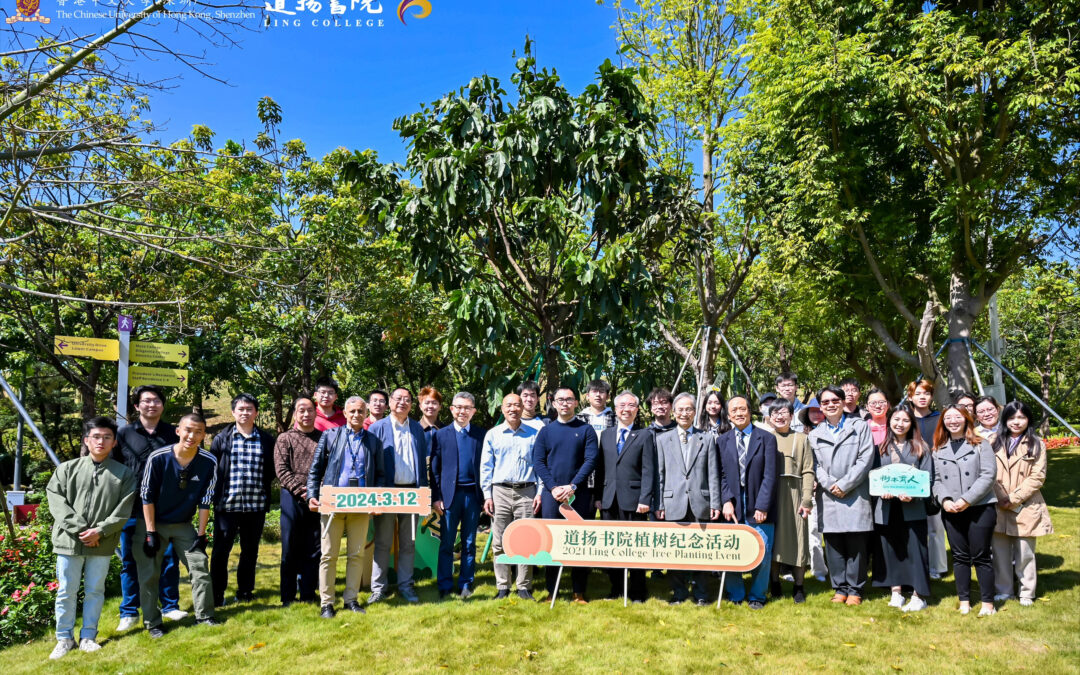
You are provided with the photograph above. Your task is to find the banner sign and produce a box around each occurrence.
[130,341,189,365]
[54,336,119,361]
[869,464,931,498]
[129,365,189,389]
[496,516,765,572]
[318,487,431,515]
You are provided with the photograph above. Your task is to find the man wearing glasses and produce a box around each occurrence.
[112,385,185,632]
[532,386,599,604]
[133,413,219,637]
[368,387,429,604]
[430,392,488,599]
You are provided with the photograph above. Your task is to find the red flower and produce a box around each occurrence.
[27,582,35,589]
[46,581,59,592]
[1,607,7,616]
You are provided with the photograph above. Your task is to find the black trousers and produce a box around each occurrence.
[824,531,869,597]
[601,495,648,600]
[279,489,320,604]
[210,510,266,605]
[541,488,591,596]
[942,504,996,603]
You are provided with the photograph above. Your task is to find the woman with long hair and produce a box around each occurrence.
[699,388,730,436]
[908,378,949,580]
[865,388,890,446]
[872,406,933,612]
[991,401,1053,606]
[932,405,997,616]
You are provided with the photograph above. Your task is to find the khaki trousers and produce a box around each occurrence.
[491,484,536,590]
[133,519,214,629]
[992,532,1038,599]
[319,513,370,607]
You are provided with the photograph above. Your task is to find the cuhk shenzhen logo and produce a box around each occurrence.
[7,0,51,23]
[396,0,429,24]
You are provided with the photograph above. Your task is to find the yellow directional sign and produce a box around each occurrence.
[130,341,189,365]
[54,336,119,361]
[129,365,189,389]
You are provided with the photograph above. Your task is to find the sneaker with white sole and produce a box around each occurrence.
[79,639,101,653]
[162,609,189,621]
[116,616,139,632]
[978,606,996,617]
[49,639,76,660]
[1019,597,1034,607]
[888,592,904,608]
[902,596,927,612]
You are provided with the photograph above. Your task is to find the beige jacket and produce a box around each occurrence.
[992,436,1053,537]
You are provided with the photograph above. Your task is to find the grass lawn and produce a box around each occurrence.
[2,450,1077,673]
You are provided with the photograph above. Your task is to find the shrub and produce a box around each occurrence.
[1044,436,1079,450]
[261,508,281,544]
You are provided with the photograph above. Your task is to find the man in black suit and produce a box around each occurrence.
[717,396,778,609]
[594,391,656,602]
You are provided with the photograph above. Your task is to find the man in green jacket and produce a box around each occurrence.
[46,417,136,660]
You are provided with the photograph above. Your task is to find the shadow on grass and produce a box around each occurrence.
[1044,446,1079,507]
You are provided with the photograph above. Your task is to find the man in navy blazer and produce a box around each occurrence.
[429,392,488,599]
[717,396,778,608]
[367,387,429,604]
[532,386,599,603]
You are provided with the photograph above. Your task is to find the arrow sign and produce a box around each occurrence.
[130,341,189,365]
[54,336,119,361]
[129,365,189,389]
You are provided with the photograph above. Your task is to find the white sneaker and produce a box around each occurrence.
[930,571,943,580]
[888,592,904,608]
[993,593,1011,602]
[162,609,189,621]
[79,639,101,653]
[1019,597,1034,607]
[902,596,927,612]
[959,604,971,615]
[978,606,996,617]
[115,616,138,632]
[49,639,76,660]
[780,573,794,582]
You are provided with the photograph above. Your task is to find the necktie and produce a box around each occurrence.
[679,428,690,466]
[617,428,627,455]
[738,430,748,485]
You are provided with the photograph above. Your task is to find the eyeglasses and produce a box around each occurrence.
[553,398,575,404]
[390,396,411,403]
[452,405,475,411]
[86,434,114,442]
[178,469,189,490]
[615,403,638,409]
[820,398,843,406]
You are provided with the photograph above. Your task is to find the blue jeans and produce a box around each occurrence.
[437,488,481,593]
[724,521,774,604]
[55,554,111,641]
[119,518,180,617]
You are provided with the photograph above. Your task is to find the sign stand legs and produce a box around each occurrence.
[549,566,563,609]
[320,512,335,542]
[716,571,726,608]
[623,569,628,607]
[412,514,416,541]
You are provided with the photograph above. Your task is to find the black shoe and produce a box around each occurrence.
[438,590,451,600]
[320,605,336,619]
[517,590,536,602]
[237,592,255,603]
[495,589,510,599]
[668,597,687,605]
[793,586,806,604]
[147,626,165,639]
[196,618,221,626]
[344,601,366,614]
[748,601,765,610]
[695,599,709,607]
[770,581,783,598]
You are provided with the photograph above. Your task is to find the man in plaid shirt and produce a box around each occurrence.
[208,393,276,607]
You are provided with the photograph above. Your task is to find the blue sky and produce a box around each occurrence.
[89,1,626,163]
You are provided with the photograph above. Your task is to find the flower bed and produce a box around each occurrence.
[1044,436,1079,450]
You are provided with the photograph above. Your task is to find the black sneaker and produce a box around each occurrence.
[366,592,386,605]
[695,599,709,607]
[147,626,165,639]
[517,590,536,602]
[495,589,510,599]
[344,601,366,614]
[196,618,221,626]
[748,601,765,610]
[793,586,806,604]
[320,605,336,619]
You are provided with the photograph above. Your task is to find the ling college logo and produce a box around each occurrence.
[7,0,51,23]
[396,0,429,24]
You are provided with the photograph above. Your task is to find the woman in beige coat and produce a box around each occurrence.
[991,401,1053,606]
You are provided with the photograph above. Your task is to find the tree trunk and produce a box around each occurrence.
[915,301,951,409]
[271,387,286,434]
[300,332,313,394]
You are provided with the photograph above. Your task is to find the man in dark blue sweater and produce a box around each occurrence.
[532,386,599,604]
[133,413,219,637]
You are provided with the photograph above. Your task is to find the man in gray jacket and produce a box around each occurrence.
[47,417,136,659]
[655,393,722,605]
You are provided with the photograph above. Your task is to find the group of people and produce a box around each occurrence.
[44,373,1055,659]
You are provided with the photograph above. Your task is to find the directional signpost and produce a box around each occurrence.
[130,341,189,365]
[129,365,190,389]
[53,336,119,361]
